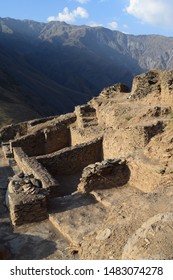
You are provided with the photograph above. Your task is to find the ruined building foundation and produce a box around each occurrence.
[1,70,173,259]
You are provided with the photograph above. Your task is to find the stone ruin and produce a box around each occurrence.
[1,110,105,226]
[0,85,132,227]
[6,172,47,226]
[78,159,130,193]
[1,69,173,259]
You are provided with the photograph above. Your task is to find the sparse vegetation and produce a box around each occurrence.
[125,114,133,121]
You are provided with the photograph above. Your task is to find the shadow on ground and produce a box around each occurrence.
[0,222,57,260]
[48,193,98,214]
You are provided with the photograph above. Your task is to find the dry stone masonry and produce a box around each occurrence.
[7,173,47,226]
[1,70,173,259]
[78,159,130,193]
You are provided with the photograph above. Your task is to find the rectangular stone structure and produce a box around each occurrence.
[9,192,47,226]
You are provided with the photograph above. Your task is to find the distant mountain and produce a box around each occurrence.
[0,17,173,126]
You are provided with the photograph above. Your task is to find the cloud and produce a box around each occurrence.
[126,0,173,27]
[108,21,118,30]
[75,0,90,4]
[47,6,89,23]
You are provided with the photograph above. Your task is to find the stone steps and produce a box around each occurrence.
[82,116,97,122]
[77,118,98,128]
[81,122,98,128]
[75,104,98,129]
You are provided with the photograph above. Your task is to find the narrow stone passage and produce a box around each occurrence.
[0,148,15,217]
[0,148,74,260]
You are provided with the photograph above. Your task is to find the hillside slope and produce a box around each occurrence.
[1,18,173,127]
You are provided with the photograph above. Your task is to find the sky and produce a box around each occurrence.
[0,0,173,37]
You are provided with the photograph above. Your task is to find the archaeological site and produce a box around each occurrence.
[1,69,173,259]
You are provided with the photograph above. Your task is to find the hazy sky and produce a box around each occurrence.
[0,0,172,36]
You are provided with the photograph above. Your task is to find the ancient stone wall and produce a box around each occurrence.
[78,159,130,193]
[27,115,56,128]
[13,147,60,197]
[6,172,49,227]
[11,131,46,156]
[130,70,173,109]
[43,124,71,154]
[0,122,28,143]
[0,113,76,145]
[37,137,103,176]
[103,120,166,159]
[161,70,173,107]
[28,113,76,134]
[11,115,76,157]
[100,83,130,97]
[130,70,161,99]
[11,125,71,157]
[9,192,47,226]
[70,125,102,146]
[128,156,162,192]
[141,121,166,144]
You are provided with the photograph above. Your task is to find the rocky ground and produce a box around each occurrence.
[1,69,173,260]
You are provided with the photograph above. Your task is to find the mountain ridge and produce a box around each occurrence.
[0,17,173,127]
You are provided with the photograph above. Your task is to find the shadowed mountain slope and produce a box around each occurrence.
[1,18,173,127]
